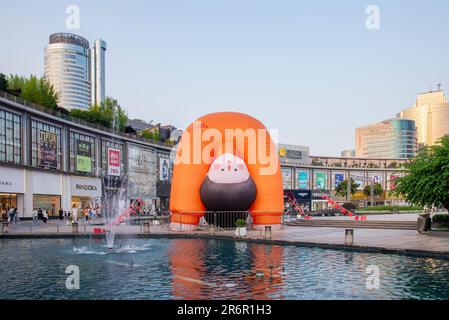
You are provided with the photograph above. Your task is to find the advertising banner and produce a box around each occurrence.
[159,158,170,181]
[334,173,344,188]
[39,130,58,168]
[107,148,121,176]
[315,172,327,190]
[76,140,92,173]
[128,145,157,198]
[296,170,309,189]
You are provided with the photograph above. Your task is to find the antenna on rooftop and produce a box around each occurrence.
[437,82,442,91]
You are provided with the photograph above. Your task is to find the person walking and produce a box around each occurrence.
[42,208,48,224]
[7,207,14,223]
[59,208,64,221]
[37,208,43,222]
[12,208,18,223]
[32,208,38,225]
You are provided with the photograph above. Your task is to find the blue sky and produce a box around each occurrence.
[1,0,449,156]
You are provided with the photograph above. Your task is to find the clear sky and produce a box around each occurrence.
[1,0,448,156]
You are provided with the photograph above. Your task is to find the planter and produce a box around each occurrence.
[431,221,449,230]
[235,227,247,237]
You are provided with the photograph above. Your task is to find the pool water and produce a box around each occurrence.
[0,238,448,300]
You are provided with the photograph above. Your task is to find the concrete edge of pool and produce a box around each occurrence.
[2,232,449,261]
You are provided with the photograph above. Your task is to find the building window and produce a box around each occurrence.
[0,110,21,164]
[69,131,96,175]
[31,120,62,170]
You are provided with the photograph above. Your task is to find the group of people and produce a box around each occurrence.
[70,205,101,224]
[32,208,50,224]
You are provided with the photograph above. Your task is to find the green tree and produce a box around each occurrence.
[140,129,160,141]
[335,179,360,197]
[363,182,383,197]
[392,136,449,211]
[6,74,58,109]
[0,73,7,91]
[69,97,128,132]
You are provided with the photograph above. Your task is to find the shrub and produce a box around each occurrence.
[235,219,246,228]
[342,202,357,210]
[432,214,449,223]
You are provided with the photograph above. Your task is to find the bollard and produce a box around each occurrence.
[264,225,272,238]
[56,224,60,233]
[2,222,9,234]
[143,222,150,234]
[345,229,354,245]
[72,222,79,234]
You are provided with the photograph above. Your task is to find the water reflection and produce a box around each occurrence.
[169,239,284,299]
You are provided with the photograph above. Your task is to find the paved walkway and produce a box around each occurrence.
[2,219,449,258]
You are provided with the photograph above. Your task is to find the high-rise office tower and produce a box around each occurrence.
[355,118,417,159]
[398,89,449,147]
[44,33,91,110]
[90,39,107,106]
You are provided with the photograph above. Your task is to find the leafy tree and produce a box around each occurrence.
[69,97,128,132]
[335,179,360,197]
[140,129,160,141]
[363,182,383,197]
[392,136,449,211]
[5,74,58,109]
[0,73,7,91]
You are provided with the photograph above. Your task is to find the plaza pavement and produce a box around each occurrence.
[1,214,449,258]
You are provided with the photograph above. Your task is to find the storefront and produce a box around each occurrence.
[312,190,331,211]
[0,167,25,218]
[284,190,312,213]
[25,170,62,217]
[33,194,61,216]
[70,176,102,210]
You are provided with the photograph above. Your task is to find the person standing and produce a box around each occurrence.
[12,208,18,223]
[32,208,38,225]
[72,205,78,224]
[59,208,64,221]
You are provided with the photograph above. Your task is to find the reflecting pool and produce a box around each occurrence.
[0,238,448,300]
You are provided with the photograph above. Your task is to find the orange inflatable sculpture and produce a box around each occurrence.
[170,112,283,230]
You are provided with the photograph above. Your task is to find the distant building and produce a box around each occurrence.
[90,39,107,106]
[341,150,355,158]
[126,118,154,132]
[278,144,310,166]
[398,89,449,147]
[355,118,416,159]
[44,33,91,110]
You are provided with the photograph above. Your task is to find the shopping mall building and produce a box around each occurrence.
[278,144,408,212]
[0,91,173,218]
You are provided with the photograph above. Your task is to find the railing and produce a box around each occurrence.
[0,90,174,148]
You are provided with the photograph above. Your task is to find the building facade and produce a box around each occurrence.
[398,90,449,147]
[0,90,173,219]
[44,33,92,110]
[355,118,417,159]
[90,39,107,106]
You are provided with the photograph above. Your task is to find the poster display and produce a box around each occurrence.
[296,170,309,189]
[39,130,58,168]
[315,172,327,190]
[128,145,157,198]
[107,148,121,176]
[334,173,344,189]
[159,158,170,181]
[76,140,92,173]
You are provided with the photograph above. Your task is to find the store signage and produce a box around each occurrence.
[0,167,25,193]
[76,140,92,173]
[296,171,309,189]
[39,130,58,169]
[127,145,157,198]
[107,148,121,176]
[71,177,101,197]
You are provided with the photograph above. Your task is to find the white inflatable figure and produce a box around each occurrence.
[207,153,250,184]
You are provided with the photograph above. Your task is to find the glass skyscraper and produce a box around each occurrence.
[355,118,417,159]
[44,33,91,110]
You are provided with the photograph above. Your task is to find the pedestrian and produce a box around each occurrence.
[59,208,64,221]
[72,205,78,224]
[32,208,38,225]
[8,207,14,223]
[12,208,18,223]
[37,208,43,222]
[42,209,48,224]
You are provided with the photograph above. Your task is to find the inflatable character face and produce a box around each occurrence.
[200,153,257,211]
